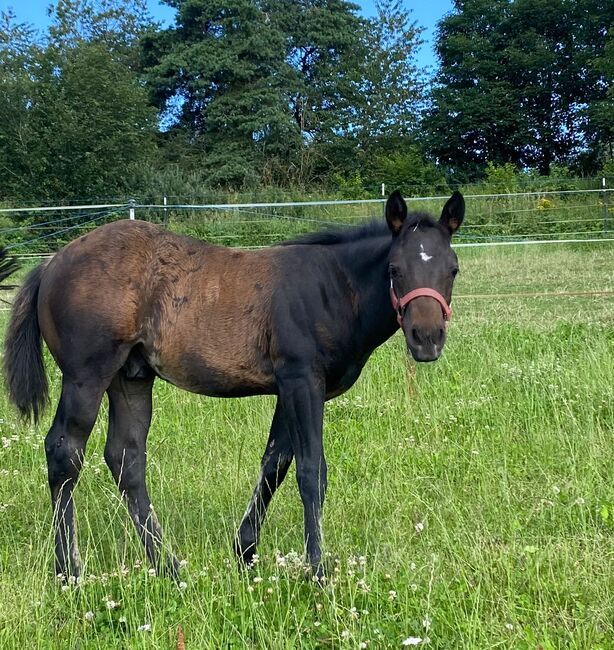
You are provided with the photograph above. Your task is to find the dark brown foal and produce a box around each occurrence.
[3,191,465,578]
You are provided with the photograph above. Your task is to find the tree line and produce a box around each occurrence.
[0,0,612,204]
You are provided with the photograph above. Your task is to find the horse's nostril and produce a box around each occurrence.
[411,328,420,343]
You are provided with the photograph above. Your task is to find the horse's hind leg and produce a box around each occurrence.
[104,370,179,576]
[46,378,106,578]
[234,401,294,566]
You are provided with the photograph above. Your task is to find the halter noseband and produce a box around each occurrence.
[389,279,452,328]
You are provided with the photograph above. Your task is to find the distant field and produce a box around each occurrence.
[0,241,613,649]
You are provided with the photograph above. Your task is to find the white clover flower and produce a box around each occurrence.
[119,616,127,624]
[422,617,431,630]
[505,623,514,631]
[341,629,350,639]
[84,611,94,622]
[359,643,368,649]
[357,578,370,592]
[402,637,422,646]
[253,576,263,584]
[105,600,118,610]
[179,581,187,590]
[137,623,151,632]
[148,568,156,577]
[179,559,188,568]
[388,590,397,600]
[414,522,425,533]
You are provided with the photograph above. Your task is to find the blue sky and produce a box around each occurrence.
[0,0,453,70]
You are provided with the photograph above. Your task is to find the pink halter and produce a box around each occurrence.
[389,279,452,328]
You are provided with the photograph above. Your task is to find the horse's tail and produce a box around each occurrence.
[3,262,49,422]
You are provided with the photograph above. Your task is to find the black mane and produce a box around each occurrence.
[280,212,439,247]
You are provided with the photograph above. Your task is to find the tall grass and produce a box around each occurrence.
[0,242,613,648]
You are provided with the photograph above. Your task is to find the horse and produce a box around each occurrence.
[3,190,464,579]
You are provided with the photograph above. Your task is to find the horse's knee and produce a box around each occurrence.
[45,427,84,485]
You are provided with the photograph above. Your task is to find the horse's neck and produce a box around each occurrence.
[336,235,398,352]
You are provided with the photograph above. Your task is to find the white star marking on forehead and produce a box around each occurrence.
[419,243,433,262]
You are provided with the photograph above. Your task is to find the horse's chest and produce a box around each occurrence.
[325,359,367,400]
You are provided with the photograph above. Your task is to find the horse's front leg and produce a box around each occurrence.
[277,373,326,578]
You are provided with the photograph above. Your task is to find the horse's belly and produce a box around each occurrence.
[145,345,275,397]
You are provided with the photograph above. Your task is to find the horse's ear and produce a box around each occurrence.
[440,191,464,236]
[386,190,408,235]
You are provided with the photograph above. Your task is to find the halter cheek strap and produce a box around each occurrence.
[389,279,452,328]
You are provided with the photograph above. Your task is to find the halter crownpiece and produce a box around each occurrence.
[389,279,452,328]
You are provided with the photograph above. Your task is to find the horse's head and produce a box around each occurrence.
[386,190,464,362]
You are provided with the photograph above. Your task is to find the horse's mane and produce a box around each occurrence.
[279,213,439,247]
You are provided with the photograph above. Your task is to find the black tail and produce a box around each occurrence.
[3,262,49,422]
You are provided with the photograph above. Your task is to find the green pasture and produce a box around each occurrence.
[0,241,613,648]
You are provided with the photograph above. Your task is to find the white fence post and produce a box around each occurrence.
[601,176,608,232]
[129,199,136,220]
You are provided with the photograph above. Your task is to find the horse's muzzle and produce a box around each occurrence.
[405,325,446,362]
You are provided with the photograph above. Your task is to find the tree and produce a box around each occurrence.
[587,27,614,170]
[30,41,158,200]
[351,0,424,145]
[142,0,369,187]
[142,0,297,188]
[0,2,157,204]
[268,0,364,142]
[424,0,614,179]
[0,11,42,201]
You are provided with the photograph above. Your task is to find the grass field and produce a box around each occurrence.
[0,241,613,649]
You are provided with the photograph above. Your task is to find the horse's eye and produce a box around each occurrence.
[389,265,401,278]
[452,268,459,278]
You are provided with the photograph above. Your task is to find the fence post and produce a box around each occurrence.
[163,195,168,225]
[381,183,385,197]
[129,199,136,220]
[602,177,608,234]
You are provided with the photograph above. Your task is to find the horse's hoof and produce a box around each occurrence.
[233,537,258,569]
[306,560,328,584]
[158,556,181,582]
[55,561,81,584]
